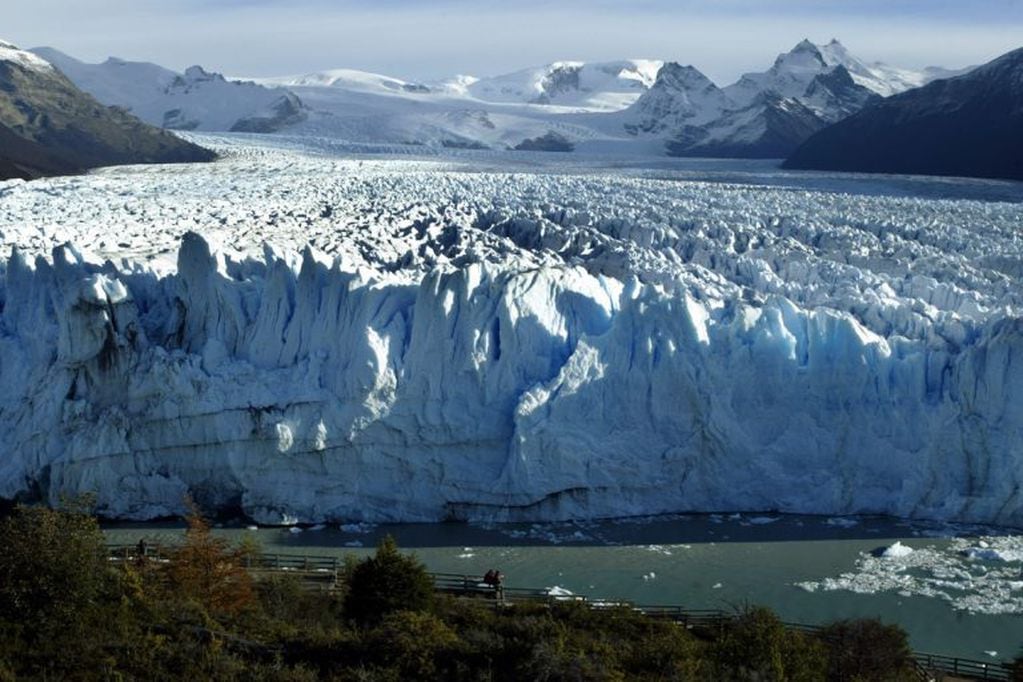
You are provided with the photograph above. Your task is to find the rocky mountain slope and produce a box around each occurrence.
[31,47,307,133]
[630,39,961,158]
[14,39,970,159]
[784,47,1023,181]
[0,40,214,181]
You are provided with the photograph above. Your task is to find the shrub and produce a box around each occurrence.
[366,611,461,680]
[0,499,138,677]
[711,605,828,681]
[820,618,916,681]
[0,499,109,636]
[343,535,434,626]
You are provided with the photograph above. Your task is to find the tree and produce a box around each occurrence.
[167,499,255,617]
[0,499,109,633]
[0,498,123,676]
[343,535,434,626]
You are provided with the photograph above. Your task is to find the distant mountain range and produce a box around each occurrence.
[784,46,1023,181]
[9,37,1009,175]
[0,40,213,181]
[30,47,307,133]
[623,39,967,158]
[28,39,966,159]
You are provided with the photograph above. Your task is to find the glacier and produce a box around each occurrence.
[1,136,1022,525]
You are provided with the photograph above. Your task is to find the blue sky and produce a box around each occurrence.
[7,0,1023,82]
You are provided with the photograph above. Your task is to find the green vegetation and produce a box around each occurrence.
[342,535,434,626]
[0,502,948,680]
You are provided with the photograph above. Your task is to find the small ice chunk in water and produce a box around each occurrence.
[881,541,913,558]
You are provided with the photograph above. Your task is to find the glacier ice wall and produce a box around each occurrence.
[2,229,1022,524]
[1,141,1022,524]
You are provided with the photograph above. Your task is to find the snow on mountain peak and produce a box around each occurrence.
[726,39,952,108]
[467,59,664,111]
[183,65,220,83]
[621,61,731,134]
[28,47,306,133]
[0,39,54,74]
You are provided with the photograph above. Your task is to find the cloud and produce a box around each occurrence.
[6,0,1021,82]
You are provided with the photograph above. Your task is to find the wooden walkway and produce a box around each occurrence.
[108,545,1014,681]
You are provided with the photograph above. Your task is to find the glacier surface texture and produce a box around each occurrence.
[1,138,1022,524]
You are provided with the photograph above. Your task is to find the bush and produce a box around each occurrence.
[711,605,828,681]
[366,611,461,680]
[0,499,109,636]
[0,499,129,677]
[343,535,434,626]
[820,618,916,681]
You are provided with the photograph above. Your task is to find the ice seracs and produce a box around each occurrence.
[1,136,1022,525]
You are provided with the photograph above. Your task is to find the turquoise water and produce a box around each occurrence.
[105,513,1023,662]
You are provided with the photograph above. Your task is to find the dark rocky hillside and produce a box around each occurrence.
[784,47,1023,181]
[0,41,215,181]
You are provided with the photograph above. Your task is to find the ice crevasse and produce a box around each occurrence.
[1,231,1021,525]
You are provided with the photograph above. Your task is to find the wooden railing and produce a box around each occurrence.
[107,546,1015,681]
[913,652,1013,681]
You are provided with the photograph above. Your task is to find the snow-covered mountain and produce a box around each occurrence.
[259,59,662,113]
[0,40,213,180]
[619,63,731,135]
[26,40,967,157]
[665,93,824,159]
[31,47,307,133]
[258,68,434,95]
[785,46,1023,181]
[632,39,965,158]
[465,60,663,111]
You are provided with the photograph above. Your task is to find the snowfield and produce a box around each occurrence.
[0,135,1022,524]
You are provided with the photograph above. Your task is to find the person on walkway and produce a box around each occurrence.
[483,568,505,600]
[494,570,505,600]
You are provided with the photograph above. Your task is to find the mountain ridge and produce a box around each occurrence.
[784,46,1023,181]
[30,47,308,133]
[0,40,214,181]
[19,39,973,159]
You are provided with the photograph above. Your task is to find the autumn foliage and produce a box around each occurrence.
[166,498,255,616]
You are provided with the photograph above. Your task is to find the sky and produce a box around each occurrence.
[6,0,1023,84]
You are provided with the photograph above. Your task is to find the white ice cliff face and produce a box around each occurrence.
[1,139,1022,524]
